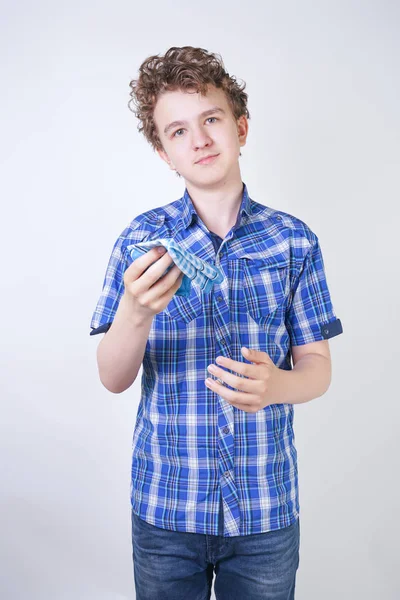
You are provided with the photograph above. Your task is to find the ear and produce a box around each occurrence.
[237,115,248,149]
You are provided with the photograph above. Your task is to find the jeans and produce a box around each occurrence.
[131,509,300,600]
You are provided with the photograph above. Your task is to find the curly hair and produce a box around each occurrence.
[128,46,250,167]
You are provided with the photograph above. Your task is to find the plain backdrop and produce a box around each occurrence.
[1,1,399,598]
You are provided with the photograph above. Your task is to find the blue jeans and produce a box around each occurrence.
[131,509,300,600]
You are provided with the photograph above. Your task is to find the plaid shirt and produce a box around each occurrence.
[90,182,343,537]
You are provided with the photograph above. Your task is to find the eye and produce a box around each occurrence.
[172,129,183,137]
[172,117,219,138]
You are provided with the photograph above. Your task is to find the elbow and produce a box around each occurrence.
[99,376,134,394]
[102,381,124,394]
[320,367,332,397]
[326,359,332,391]
[99,375,120,393]
[96,340,139,393]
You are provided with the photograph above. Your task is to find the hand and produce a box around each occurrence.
[205,347,283,412]
[123,247,184,318]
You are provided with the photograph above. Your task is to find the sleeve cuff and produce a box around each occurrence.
[90,322,112,336]
[320,318,343,339]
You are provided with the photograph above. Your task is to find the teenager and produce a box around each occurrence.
[90,46,343,600]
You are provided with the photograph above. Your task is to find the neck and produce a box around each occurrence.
[185,176,244,236]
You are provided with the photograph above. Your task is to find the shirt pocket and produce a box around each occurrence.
[239,254,290,327]
[164,286,204,323]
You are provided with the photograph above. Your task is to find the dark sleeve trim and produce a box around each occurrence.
[320,318,343,339]
[90,322,112,336]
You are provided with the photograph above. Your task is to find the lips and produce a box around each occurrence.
[196,153,219,164]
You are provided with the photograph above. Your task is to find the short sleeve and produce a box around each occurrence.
[89,235,129,336]
[285,237,343,345]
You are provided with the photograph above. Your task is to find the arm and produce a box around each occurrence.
[205,340,332,410]
[275,340,332,405]
[96,293,153,394]
[95,247,184,394]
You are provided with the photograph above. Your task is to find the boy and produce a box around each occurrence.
[90,46,343,600]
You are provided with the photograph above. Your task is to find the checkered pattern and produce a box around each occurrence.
[126,238,224,297]
[89,182,343,536]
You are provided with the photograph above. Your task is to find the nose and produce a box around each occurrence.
[191,125,212,150]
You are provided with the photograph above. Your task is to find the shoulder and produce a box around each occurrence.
[252,200,317,242]
[128,196,185,234]
[116,199,180,261]
[250,200,319,261]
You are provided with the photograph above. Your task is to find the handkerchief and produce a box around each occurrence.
[126,238,224,297]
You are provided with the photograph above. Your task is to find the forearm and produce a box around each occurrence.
[96,293,153,393]
[275,353,332,405]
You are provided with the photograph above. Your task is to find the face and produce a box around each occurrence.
[153,84,248,186]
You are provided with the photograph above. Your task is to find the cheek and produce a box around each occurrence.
[223,137,240,155]
[169,148,187,166]
[222,127,241,149]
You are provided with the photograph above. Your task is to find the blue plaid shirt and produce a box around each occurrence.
[90,182,343,537]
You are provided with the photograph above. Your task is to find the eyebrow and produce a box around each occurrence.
[163,107,226,136]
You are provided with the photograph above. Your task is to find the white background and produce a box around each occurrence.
[1,1,399,598]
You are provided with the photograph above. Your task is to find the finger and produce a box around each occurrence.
[151,266,183,298]
[127,247,168,275]
[126,249,174,286]
[213,355,259,379]
[136,246,167,265]
[204,378,257,407]
[206,364,260,393]
[141,265,183,304]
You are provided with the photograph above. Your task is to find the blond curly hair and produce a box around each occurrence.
[128,46,250,161]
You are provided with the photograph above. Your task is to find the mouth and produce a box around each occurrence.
[195,153,220,165]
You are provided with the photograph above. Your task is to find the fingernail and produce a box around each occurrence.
[157,247,166,254]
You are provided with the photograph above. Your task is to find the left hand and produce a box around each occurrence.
[205,347,283,412]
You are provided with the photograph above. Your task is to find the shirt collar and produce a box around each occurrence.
[177,181,253,232]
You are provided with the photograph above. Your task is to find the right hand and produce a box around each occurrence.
[123,246,184,318]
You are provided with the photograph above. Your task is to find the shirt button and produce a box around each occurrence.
[324,328,329,334]
[224,470,230,478]
[222,426,230,434]
[217,295,223,302]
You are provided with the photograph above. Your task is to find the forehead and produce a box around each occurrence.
[154,85,230,122]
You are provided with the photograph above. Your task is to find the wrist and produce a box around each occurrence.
[118,293,153,328]
[271,367,297,405]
